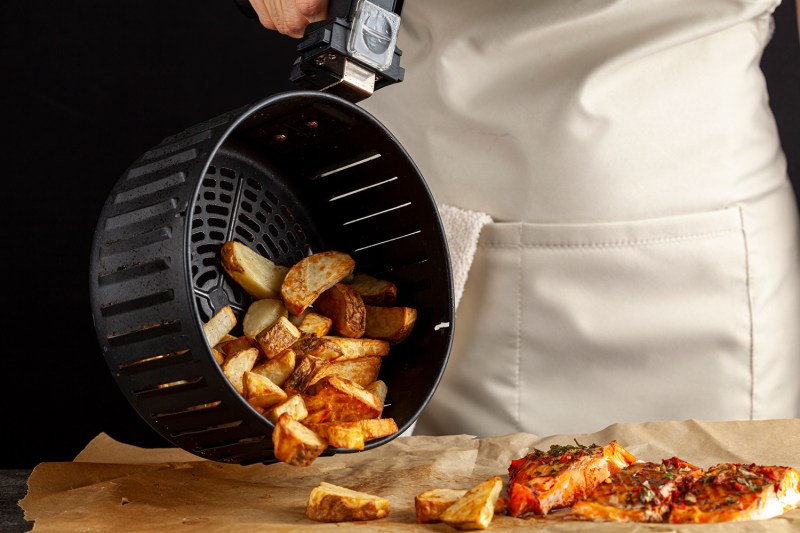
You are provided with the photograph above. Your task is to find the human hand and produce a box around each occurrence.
[248,0,330,38]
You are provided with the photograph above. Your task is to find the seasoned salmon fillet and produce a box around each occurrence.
[669,463,800,523]
[506,440,636,517]
[571,457,703,522]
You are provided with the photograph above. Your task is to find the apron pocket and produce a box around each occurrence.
[418,206,753,437]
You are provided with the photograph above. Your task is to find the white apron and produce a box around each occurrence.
[362,0,800,436]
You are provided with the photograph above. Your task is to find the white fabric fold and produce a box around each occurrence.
[437,203,493,310]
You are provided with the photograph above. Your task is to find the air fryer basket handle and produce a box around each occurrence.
[233,0,405,102]
[232,0,404,20]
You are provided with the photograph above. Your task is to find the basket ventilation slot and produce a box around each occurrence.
[97,258,171,286]
[114,172,187,204]
[100,290,174,317]
[106,320,182,348]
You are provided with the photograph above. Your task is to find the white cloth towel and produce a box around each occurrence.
[437,203,493,310]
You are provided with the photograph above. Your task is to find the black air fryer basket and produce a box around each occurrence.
[89,2,453,466]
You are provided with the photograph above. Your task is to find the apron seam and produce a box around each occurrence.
[737,205,755,420]
[515,224,523,428]
[478,229,738,250]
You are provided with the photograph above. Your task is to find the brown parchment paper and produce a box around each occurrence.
[20,419,800,532]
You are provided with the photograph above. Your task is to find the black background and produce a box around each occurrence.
[3,1,798,468]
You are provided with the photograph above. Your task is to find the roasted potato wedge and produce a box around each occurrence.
[365,380,388,405]
[272,413,328,467]
[250,348,296,387]
[416,488,468,524]
[281,251,355,316]
[440,477,503,530]
[298,311,333,337]
[313,283,366,338]
[360,418,398,441]
[203,305,236,348]
[323,336,390,359]
[347,272,397,306]
[282,354,329,393]
[305,421,366,450]
[306,482,390,522]
[309,355,382,388]
[218,335,258,358]
[304,376,382,423]
[291,335,344,360]
[221,347,259,394]
[243,371,287,410]
[242,298,288,340]
[254,316,301,359]
[364,305,417,345]
[220,241,289,300]
[263,394,307,424]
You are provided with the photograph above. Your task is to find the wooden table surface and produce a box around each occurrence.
[1,470,32,533]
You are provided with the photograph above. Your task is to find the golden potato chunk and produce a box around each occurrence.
[305,421,366,450]
[322,336,390,359]
[304,376,382,423]
[281,251,355,316]
[415,488,468,523]
[203,305,236,348]
[263,394,307,423]
[220,241,289,300]
[297,311,333,337]
[347,272,397,306]
[243,371,287,410]
[282,354,329,393]
[364,305,417,345]
[221,347,259,394]
[242,298,288,340]
[272,413,328,467]
[440,477,503,530]
[313,283,366,338]
[306,482,390,522]
[250,348,296,387]
[254,316,301,359]
[360,418,398,441]
[309,355,382,388]
[365,380,388,405]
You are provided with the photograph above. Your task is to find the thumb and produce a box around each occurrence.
[296,0,328,22]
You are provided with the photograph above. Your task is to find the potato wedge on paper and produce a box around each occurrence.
[415,488,468,524]
[220,241,289,300]
[306,482,390,522]
[272,413,328,467]
[440,477,503,530]
[313,283,366,338]
[281,251,355,316]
